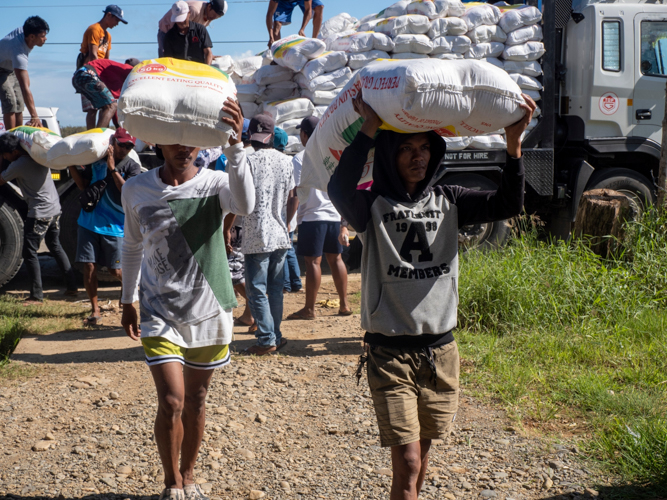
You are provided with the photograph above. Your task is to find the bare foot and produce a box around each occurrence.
[286,309,316,320]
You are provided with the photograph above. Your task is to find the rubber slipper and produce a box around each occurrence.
[338,309,354,316]
[241,344,276,356]
[286,311,316,320]
[83,315,101,326]
[275,338,288,352]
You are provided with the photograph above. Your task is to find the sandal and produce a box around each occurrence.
[275,338,288,352]
[234,317,254,327]
[83,315,101,326]
[286,310,316,320]
[241,344,276,356]
[338,309,354,316]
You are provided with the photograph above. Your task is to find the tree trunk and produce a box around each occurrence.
[573,189,631,258]
[657,80,667,211]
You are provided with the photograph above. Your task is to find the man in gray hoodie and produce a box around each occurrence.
[328,91,536,500]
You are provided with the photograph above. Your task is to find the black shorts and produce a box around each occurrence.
[296,221,342,257]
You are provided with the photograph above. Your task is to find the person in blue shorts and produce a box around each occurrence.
[266,0,324,46]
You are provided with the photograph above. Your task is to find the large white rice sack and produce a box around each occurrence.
[498,6,542,33]
[280,118,303,135]
[300,58,525,192]
[331,32,395,53]
[393,34,434,54]
[47,128,114,169]
[461,5,501,31]
[271,35,326,72]
[467,25,507,44]
[263,98,315,122]
[318,13,359,40]
[428,17,468,38]
[323,29,357,51]
[439,0,466,17]
[302,51,348,80]
[509,73,542,90]
[211,55,234,73]
[503,60,542,76]
[431,35,471,54]
[406,0,464,18]
[431,52,464,60]
[383,0,411,17]
[118,59,237,148]
[257,82,300,102]
[390,52,430,59]
[374,15,432,37]
[240,102,260,118]
[357,18,384,33]
[301,89,340,105]
[348,50,390,69]
[466,42,504,59]
[482,57,504,69]
[233,56,263,80]
[297,66,353,92]
[506,24,542,46]
[253,64,293,85]
[237,83,260,102]
[8,126,61,168]
[502,41,545,61]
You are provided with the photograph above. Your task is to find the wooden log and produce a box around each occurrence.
[573,189,631,258]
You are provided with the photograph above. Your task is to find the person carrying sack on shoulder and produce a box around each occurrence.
[327,90,536,500]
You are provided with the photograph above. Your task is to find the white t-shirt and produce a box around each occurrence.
[292,151,341,225]
[120,143,255,348]
[0,28,31,72]
[242,148,295,254]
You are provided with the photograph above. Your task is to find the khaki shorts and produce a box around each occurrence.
[0,69,24,114]
[367,341,460,447]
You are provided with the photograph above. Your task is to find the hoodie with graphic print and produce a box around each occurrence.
[328,130,524,349]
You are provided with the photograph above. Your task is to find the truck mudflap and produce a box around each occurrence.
[439,148,554,196]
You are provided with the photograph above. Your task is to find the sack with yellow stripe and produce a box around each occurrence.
[299,58,526,194]
[271,35,326,72]
[118,58,237,148]
[8,126,61,168]
[47,128,114,169]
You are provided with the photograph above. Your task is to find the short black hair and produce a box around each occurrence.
[23,16,49,38]
[0,134,22,155]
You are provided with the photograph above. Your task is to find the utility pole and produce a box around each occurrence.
[657,80,667,210]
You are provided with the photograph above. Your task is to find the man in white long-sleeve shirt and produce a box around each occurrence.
[120,98,254,500]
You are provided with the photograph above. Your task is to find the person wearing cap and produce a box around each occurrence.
[68,128,141,326]
[78,5,128,129]
[72,58,139,129]
[0,133,78,304]
[240,113,295,356]
[285,115,351,320]
[0,16,49,130]
[163,1,213,65]
[158,0,227,58]
[266,0,325,46]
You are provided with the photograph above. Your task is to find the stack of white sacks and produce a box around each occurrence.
[211,0,544,153]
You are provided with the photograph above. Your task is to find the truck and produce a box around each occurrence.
[435,0,666,248]
[0,109,159,286]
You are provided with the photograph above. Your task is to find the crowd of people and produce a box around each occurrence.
[0,2,538,500]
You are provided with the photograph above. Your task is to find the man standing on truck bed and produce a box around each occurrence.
[78,5,128,130]
[0,16,49,131]
[72,57,139,130]
[163,1,214,65]
[266,0,324,46]
[158,0,227,58]
[68,128,140,326]
[0,134,78,304]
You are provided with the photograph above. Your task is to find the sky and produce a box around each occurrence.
[0,0,394,126]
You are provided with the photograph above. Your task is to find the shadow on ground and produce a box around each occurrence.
[539,483,667,499]
[231,330,362,358]
[2,495,156,500]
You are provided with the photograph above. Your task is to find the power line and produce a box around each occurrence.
[0,1,269,7]
[46,40,266,45]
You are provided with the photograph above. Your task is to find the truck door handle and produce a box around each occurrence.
[636,109,652,120]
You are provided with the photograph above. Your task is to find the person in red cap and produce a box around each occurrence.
[68,127,141,325]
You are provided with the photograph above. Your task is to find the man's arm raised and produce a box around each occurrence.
[221,98,255,216]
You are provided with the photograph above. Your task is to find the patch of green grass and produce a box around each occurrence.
[456,210,667,489]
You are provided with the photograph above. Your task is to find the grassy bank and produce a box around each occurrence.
[456,211,667,492]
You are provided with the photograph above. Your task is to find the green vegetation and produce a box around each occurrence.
[0,296,87,366]
[59,125,87,137]
[456,210,667,492]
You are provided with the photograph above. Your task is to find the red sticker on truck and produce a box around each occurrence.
[599,92,619,115]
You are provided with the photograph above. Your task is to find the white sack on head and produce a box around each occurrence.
[498,6,542,33]
[318,13,358,40]
[301,89,341,105]
[300,58,525,193]
[431,35,471,54]
[482,57,504,69]
[428,17,468,38]
[263,98,315,122]
[240,102,260,118]
[509,73,542,90]
[431,52,464,59]
[444,136,473,150]
[47,128,114,169]
[374,15,431,37]
[302,51,348,80]
[502,41,545,61]
[466,42,504,59]
[118,59,237,148]
[392,34,434,54]
[8,126,61,168]
[461,5,501,31]
[503,60,542,76]
[506,24,542,46]
[211,55,234,73]
[271,35,326,72]
[253,64,294,85]
[466,25,507,44]
[348,50,390,69]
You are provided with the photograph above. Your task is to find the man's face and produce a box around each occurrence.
[106,13,120,28]
[112,138,133,162]
[395,133,431,187]
[2,150,22,163]
[206,4,223,21]
[176,12,190,30]
[160,144,200,171]
[26,32,47,48]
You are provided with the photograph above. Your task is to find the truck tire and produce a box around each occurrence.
[0,202,24,288]
[585,168,656,221]
[59,187,117,283]
[440,173,512,250]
